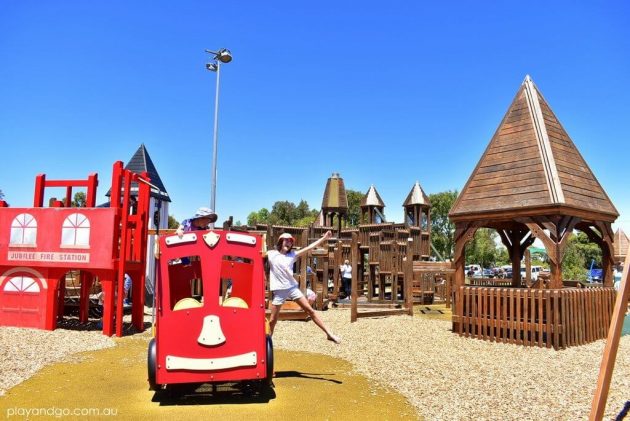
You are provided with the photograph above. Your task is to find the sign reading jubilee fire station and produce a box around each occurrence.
[7,251,90,263]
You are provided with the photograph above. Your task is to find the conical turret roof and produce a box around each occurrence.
[450,76,618,221]
[321,173,348,212]
[614,228,629,261]
[360,185,385,208]
[403,181,430,207]
[107,144,171,202]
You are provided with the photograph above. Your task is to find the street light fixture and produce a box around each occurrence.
[205,48,232,226]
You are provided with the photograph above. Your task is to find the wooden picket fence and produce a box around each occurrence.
[453,286,616,350]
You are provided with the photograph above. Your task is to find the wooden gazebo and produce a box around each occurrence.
[449,76,618,349]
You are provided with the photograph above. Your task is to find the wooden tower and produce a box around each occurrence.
[613,228,629,264]
[321,173,348,233]
[403,181,430,230]
[360,185,386,224]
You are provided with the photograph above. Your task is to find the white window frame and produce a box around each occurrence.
[61,213,91,248]
[9,213,37,247]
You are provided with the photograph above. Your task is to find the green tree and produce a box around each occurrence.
[167,215,179,229]
[495,246,510,266]
[573,231,602,268]
[268,201,297,225]
[71,191,87,207]
[562,232,588,281]
[465,228,498,268]
[296,200,311,220]
[428,190,458,260]
[345,189,363,227]
[294,215,317,227]
[247,208,270,226]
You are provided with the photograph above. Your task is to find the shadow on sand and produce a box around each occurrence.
[152,382,276,405]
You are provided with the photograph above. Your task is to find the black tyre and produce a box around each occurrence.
[265,335,274,386]
[148,338,159,391]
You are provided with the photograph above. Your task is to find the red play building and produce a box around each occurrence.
[148,230,272,389]
[0,161,151,336]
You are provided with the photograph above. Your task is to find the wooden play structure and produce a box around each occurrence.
[613,228,629,264]
[590,246,630,419]
[0,161,151,337]
[449,76,619,349]
[242,175,450,323]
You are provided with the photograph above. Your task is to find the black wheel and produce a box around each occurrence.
[265,335,274,386]
[148,338,159,391]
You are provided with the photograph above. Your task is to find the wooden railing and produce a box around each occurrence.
[453,287,616,349]
[467,278,514,287]
[412,261,455,307]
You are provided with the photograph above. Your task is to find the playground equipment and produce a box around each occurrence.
[235,179,441,323]
[449,76,618,349]
[148,229,271,391]
[0,161,151,337]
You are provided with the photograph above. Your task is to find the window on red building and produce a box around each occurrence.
[61,213,90,247]
[9,213,37,246]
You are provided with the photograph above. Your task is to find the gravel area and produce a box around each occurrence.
[1,308,628,420]
[0,327,115,396]
[272,308,630,420]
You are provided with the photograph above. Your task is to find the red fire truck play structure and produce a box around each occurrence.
[0,161,151,337]
[148,230,273,390]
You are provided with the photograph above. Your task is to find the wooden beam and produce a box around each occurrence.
[351,232,358,322]
[590,247,630,420]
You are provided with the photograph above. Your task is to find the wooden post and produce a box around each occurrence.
[511,232,521,288]
[351,233,358,322]
[590,249,630,420]
[405,236,414,316]
[525,249,531,286]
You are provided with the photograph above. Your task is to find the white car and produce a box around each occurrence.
[520,266,543,281]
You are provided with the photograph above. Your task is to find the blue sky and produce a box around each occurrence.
[1,1,629,233]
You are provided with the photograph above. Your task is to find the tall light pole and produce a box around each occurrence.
[205,48,232,225]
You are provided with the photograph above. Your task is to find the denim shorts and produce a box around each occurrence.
[271,286,305,305]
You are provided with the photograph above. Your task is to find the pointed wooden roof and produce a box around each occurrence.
[403,181,430,207]
[450,76,618,222]
[614,228,629,261]
[360,185,385,208]
[321,173,348,212]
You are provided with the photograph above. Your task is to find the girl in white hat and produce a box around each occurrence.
[267,230,341,344]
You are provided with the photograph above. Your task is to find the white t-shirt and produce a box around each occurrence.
[267,250,298,291]
[340,264,352,279]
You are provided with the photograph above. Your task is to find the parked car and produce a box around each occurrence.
[520,266,543,281]
[467,264,481,277]
[588,268,603,283]
[482,268,495,278]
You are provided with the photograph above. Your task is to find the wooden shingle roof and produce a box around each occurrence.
[321,173,348,212]
[450,76,618,222]
[614,228,629,261]
[360,185,385,208]
[403,181,430,207]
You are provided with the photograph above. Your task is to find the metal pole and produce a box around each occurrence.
[210,61,221,227]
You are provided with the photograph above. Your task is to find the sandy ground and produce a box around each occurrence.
[0,305,628,420]
[0,334,415,420]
